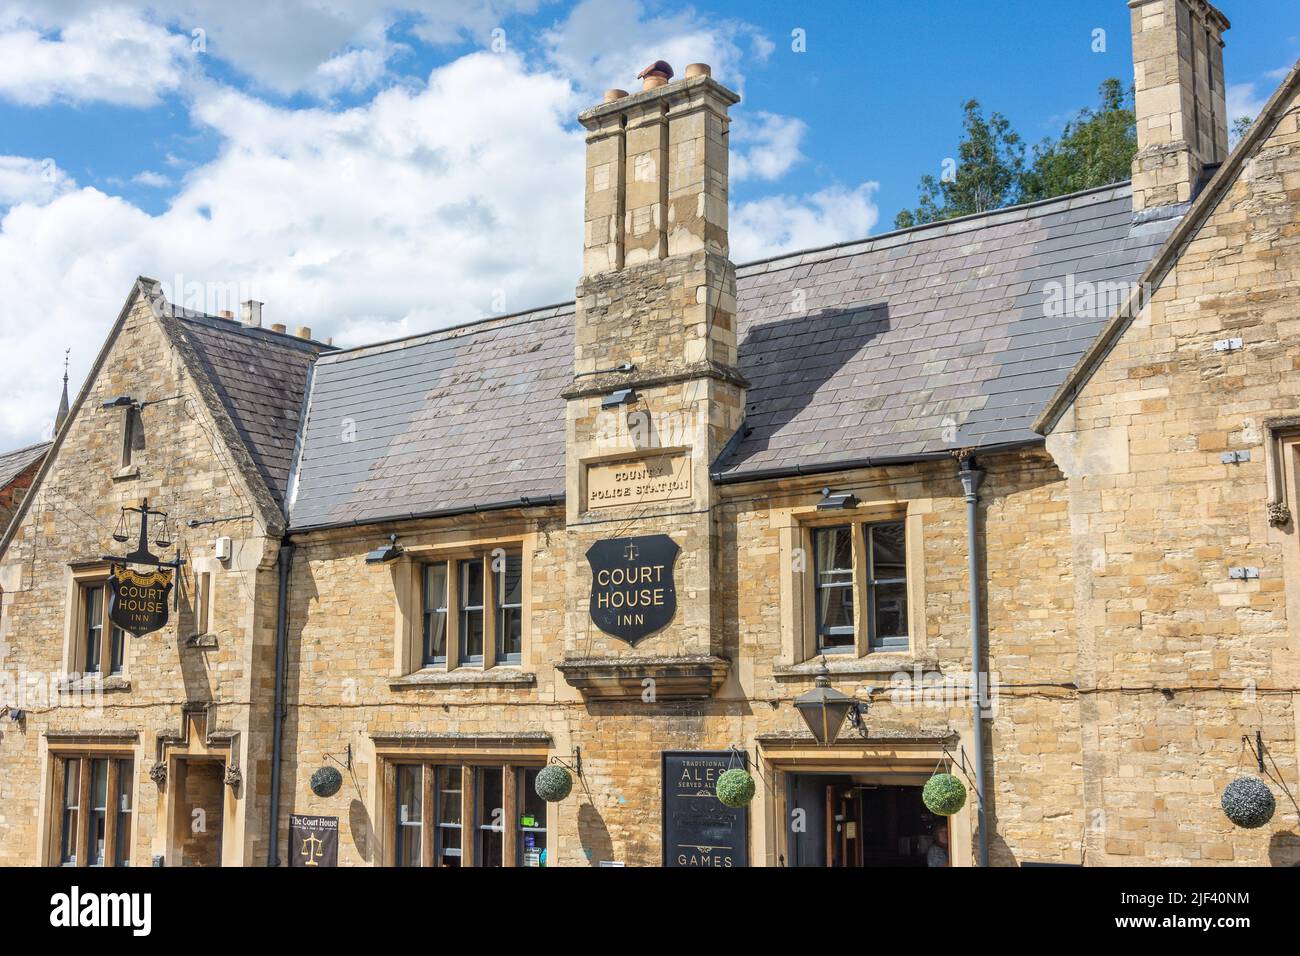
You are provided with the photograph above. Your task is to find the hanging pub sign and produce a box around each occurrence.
[108,566,173,637]
[288,815,339,867]
[662,751,749,867]
[586,534,679,644]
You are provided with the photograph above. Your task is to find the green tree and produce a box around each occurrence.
[893,79,1140,229]
[1019,78,1137,202]
[893,99,1026,229]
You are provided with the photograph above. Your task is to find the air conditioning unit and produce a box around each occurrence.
[214,536,232,562]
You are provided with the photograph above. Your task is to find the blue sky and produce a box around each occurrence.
[0,0,1296,447]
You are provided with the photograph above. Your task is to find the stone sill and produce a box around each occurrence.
[557,655,729,700]
[186,633,218,648]
[59,675,131,693]
[773,656,941,680]
[112,466,139,482]
[389,667,536,689]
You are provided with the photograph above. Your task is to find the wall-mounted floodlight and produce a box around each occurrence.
[102,396,139,410]
[364,534,402,564]
[601,388,637,409]
[815,487,859,510]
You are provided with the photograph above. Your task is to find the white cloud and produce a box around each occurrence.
[731,111,807,182]
[0,156,76,207]
[0,2,883,448]
[1226,81,1268,125]
[132,170,171,188]
[731,182,880,263]
[0,51,584,445]
[0,7,191,106]
[541,0,770,98]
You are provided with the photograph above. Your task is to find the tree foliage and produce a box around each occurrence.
[894,79,1139,230]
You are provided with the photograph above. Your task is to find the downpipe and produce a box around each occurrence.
[266,541,294,867]
[958,456,990,868]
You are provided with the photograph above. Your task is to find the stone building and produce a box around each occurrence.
[1,0,1298,867]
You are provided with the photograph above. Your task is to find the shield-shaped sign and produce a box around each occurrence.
[586,534,679,645]
[108,566,173,637]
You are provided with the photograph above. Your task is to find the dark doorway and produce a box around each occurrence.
[785,774,944,867]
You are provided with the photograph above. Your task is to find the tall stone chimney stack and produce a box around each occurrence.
[1129,0,1231,211]
[561,63,746,694]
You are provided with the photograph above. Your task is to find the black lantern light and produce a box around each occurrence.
[794,661,862,746]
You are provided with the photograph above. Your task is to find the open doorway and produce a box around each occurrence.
[172,758,225,866]
[785,773,946,867]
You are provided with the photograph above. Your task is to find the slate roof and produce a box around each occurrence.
[288,182,1181,531]
[0,441,50,488]
[169,309,328,509]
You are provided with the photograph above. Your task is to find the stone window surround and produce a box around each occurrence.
[754,737,972,868]
[775,498,929,672]
[389,532,537,684]
[372,734,551,867]
[60,562,130,689]
[39,735,139,867]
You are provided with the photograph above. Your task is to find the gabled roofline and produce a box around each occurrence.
[0,277,294,558]
[1033,59,1300,436]
[0,279,144,557]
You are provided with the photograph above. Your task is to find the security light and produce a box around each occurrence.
[102,396,138,409]
[601,388,637,409]
[815,487,858,510]
[364,534,402,564]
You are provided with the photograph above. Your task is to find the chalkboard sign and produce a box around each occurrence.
[662,751,749,867]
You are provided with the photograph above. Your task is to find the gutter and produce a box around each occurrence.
[957,456,990,868]
[266,541,294,867]
[285,494,565,537]
[710,438,1043,486]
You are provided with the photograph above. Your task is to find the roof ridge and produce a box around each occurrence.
[736,181,1132,273]
[173,308,331,351]
[313,181,1133,363]
[316,301,576,363]
[0,439,54,458]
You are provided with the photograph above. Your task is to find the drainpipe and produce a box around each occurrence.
[266,541,295,867]
[957,456,990,868]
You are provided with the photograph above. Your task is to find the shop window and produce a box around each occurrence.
[391,761,544,867]
[803,518,912,658]
[414,546,526,672]
[52,755,133,867]
[79,582,126,676]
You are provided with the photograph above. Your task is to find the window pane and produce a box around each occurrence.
[396,765,422,867]
[60,758,80,865]
[89,758,109,866]
[109,626,125,675]
[518,768,548,868]
[872,581,909,646]
[870,521,906,580]
[814,526,854,651]
[423,564,448,664]
[476,767,504,868]
[495,551,522,663]
[434,765,462,867]
[84,587,102,673]
[114,761,133,867]
[460,561,484,663]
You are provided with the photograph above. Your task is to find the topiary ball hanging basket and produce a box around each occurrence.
[1221,775,1275,829]
[922,772,967,816]
[535,764,573,803]
[310,765,343,798]
[715,768,756,808]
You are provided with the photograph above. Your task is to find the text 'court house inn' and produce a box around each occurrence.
[2,0,1300,867]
